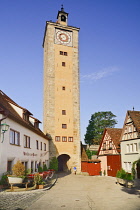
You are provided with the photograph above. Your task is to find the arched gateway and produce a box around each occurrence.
[57,154,70,172]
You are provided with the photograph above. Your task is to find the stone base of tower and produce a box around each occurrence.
[49,139,81,173]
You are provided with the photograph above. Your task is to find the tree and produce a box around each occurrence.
[86,149,98,159]
[49,157,58,171]
[84,111,117,145]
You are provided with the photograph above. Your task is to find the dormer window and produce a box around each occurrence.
[23,110,29,121]
[34,121,39,129]
[34,119,41,129]
[61,15,66,22]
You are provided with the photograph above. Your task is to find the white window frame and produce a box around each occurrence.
[134,143,138,152]
[130,144,133,153]
[24,135,30,148]
[126,144,130,153]
[10,129,20,145]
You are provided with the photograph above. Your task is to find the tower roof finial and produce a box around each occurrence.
[61,4,64,12]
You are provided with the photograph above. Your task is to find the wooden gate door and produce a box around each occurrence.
[88,162,101,176]
[107,155,121,177]
[81,162,88,172]
[81,162,101,176]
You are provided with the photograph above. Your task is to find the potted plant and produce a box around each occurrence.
[8,160,25,184]
[99,171,102,176]
[103,170,106,176]
[34,173,45,189]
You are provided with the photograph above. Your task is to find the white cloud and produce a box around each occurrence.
[81,66,119,82]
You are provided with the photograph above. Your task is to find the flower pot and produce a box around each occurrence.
[116,178,134,188]
[36,184,44,189]
[8,177,24,184]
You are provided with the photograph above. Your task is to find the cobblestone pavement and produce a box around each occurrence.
[0,190,46,210]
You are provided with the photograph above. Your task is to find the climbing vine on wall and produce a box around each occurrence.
[131,158,140,179]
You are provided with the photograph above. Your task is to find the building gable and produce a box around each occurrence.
[98,128,122,156]
[121,114,138,141]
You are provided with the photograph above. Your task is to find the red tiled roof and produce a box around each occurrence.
[106,128,122,150]
[0,90,49,140]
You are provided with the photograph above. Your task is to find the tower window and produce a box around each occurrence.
[62,124,67,129]
[62,136,67,142]
[64,52,68,56]
[62,86,65,90]
[60,51,68,56]
[62,110,66,115]
[55,136,60,142]
[61,15,66,22]
[62,62,66,66]
[68,137,73,142]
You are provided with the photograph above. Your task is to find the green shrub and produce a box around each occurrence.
[0,174,8,185]
[132,158,140,179]
[125,173,133,181]
[49,157,58,171]
[25,168,32,175]
[116,170,121,178]
[38,166,43,172]
[43,164,48,171]
[119,169,126,179]
[116,169,133,181]
[86,149,91,159]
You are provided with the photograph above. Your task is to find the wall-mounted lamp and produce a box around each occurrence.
[1,123,9,143]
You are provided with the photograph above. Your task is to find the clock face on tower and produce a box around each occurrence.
[56,31,71,44]
[55,28,72,46]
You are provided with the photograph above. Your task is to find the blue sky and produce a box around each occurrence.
[1,0,140,143]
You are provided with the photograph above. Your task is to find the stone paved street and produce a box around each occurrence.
[0,190,45,210]
[0,174,140,210]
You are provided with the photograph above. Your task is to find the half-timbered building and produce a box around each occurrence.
[120,110,140,178]
[97,128,122,177]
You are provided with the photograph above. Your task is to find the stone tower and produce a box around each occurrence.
[43,6,81,173]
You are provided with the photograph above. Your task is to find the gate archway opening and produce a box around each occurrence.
[57,154,70,172]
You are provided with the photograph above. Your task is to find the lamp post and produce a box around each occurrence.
[0,123,9,143]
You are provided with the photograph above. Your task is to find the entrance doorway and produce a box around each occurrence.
[57,154,70,172]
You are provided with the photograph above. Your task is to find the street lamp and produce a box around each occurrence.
[0,123,9,143]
